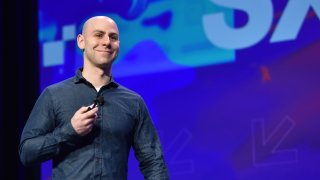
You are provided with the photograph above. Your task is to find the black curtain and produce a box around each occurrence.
[0,0,40,179]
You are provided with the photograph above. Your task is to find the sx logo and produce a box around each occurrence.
[203,0,320,49]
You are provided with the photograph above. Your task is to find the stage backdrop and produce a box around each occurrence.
[39,0,320,179]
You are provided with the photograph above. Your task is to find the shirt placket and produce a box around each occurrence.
[93,98,103,179]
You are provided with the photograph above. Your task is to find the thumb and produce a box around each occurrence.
[77,105,93,114]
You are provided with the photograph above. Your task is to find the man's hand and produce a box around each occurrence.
[71,106,98,136]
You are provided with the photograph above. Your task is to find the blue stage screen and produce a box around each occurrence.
[39,0,320,179]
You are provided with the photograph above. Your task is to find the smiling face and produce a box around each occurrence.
[77,16,120,69]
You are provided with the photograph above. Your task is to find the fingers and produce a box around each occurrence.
[78,125,93,136]
[77,105,98,116]
[82,112,98,126]
[71,105,99,136]
[84,107,98,120]
[78,106,92,113]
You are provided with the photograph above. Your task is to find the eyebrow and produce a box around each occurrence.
[92,30,106,34]
[92,30,118,35]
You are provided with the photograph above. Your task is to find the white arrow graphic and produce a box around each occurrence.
[164,128,194,175]
[251,116,298,166]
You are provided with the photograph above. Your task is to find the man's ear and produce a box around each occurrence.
[77,34,85,51]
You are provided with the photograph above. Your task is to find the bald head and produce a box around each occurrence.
[77,15,120,71]
[82,16,118,35]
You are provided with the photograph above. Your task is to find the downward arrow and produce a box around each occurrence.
[164,128,194,175]
[251,116,298,166]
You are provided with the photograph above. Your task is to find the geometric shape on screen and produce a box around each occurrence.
[164,128,194,175]
[39,25,58,42]
[43,41,65,67]
[108,0,235,70]
[251,116,298,166]
[62,24,76,41]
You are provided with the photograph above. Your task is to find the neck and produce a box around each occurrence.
[82,65,112,90]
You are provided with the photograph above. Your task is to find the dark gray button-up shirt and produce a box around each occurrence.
[19,69,169,180]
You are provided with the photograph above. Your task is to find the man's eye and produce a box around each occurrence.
[110,35,118,41]
[95,34,103,38]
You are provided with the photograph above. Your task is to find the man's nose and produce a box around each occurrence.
[102,36,111,46]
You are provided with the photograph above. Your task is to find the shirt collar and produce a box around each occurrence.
[73,68,119,88]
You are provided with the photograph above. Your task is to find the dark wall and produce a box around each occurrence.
[0,0,40,179]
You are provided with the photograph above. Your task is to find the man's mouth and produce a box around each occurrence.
[96,50,112,54]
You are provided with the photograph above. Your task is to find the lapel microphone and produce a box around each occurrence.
[86,96,104,112]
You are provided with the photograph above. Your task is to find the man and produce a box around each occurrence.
[19,16,169,180]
